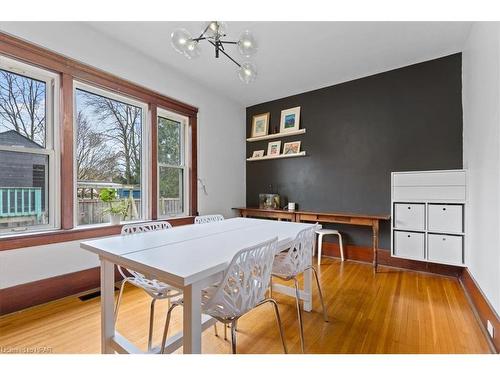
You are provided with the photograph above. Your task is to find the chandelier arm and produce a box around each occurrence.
[208,40,241,67]
[192,37,207,42]
[219,41,239,45]
[197,23,211,39]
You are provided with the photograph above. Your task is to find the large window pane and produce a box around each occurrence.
[158,116,181,165]
[0,150,49,230]
[159,166,184,216]
[158,112,185,217]
[75,88,143,225]
[0,66,50,233]
[0,68,46,147]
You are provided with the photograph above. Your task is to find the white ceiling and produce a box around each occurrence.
[86,21,472,107]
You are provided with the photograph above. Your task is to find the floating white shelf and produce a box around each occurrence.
[247,151,306,162]
[246,129,306,142]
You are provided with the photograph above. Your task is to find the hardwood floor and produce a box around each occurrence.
[0,258,491,354]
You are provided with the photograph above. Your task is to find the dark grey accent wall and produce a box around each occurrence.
[246,53,463,249]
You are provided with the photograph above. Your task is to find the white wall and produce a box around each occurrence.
[462,22,500,315]
[0,22,246,288]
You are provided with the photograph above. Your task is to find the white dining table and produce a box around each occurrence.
[80,217,317,354]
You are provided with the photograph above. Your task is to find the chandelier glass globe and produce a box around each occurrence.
[238,30,258,57]
[204,21,227,38]
[171,28,193,55]
[184,40,201,59]
[238,62,257,84]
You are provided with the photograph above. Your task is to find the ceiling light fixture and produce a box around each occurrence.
[171,21,258,84]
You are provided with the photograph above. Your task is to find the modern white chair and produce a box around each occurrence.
[115,221,183,352]
[160,237,288,354]
[194,213,226,337]
[194,214,225,224]
[315,228,344,265]
[271,226,328,353]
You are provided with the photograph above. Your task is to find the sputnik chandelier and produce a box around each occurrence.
[171,21,258,84]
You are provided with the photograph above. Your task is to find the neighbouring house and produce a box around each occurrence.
[0,130,47,227]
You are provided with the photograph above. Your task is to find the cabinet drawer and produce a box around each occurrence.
[393,186,466,201]
[394,203,425,230]
[393,171,466,187]
[428,204,463,233]
[427,234,463,265]
[393,231,425,260]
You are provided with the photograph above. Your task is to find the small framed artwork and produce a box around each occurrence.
[252,150,265,158]
[267,141,281,156]
[280,106,301,133]
[251,112,270,138]
[283,141,301,155]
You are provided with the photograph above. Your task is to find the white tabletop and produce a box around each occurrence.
[81,218,316,287]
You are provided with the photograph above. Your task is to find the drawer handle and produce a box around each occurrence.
[442,208,446,211]
[407,206,411,210]
[407,235,411,238]
[442,238,446,241]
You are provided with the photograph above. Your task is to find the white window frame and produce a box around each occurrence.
[157,108,189,218]
[73,81,150,227]
[0,55,60,236]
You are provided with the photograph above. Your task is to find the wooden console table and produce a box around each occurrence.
[234,207,390,271]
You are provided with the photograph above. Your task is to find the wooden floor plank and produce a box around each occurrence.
[0,258,492,354]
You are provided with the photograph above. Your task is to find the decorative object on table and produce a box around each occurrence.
[171,21,258,84]
[259,194,281,209]
[280,106,301,133]
[251,113,270,138]
[252,150,265,158]
[99,188,128,225]
[283,141,301,155]
[288,202,296,211]
[267,140,281,156]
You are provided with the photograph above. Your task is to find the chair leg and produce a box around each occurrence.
[338,233,345,261]
[269,276,273,298]
[147,298,157,352]
[293,277,305,353]
[313,233,317,256]
[317,234,324,267]
[267,299,288,354]
[214,322,219,337]
[230,319,238,354]
[309,266,329,322]
[114,278,129,323]
[160,303,181,354]
[224,323,228,340]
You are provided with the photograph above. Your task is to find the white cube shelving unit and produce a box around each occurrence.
[391,169,466,266]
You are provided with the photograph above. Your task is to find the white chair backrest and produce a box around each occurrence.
[121,221,172,235]
[202,237,278,320]
[119,221,172,281]
[272,226,318,277]
[194,214,224,224]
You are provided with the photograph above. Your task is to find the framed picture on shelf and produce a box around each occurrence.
[252,150,265,158]
[280,106,301,133]
[283,141,301,155]
[267,141,281,156]
[251,112,270,138]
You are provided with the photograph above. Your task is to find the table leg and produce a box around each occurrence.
[303,268,312,312]
[372,220,380,273]
[183,281,203,354]
[100,258,115,354]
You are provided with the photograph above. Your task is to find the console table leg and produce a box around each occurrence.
[372,220,379,273]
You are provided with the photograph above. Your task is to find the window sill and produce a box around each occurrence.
[0,216,195,251]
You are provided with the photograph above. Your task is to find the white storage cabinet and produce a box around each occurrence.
[391,170,466,266]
